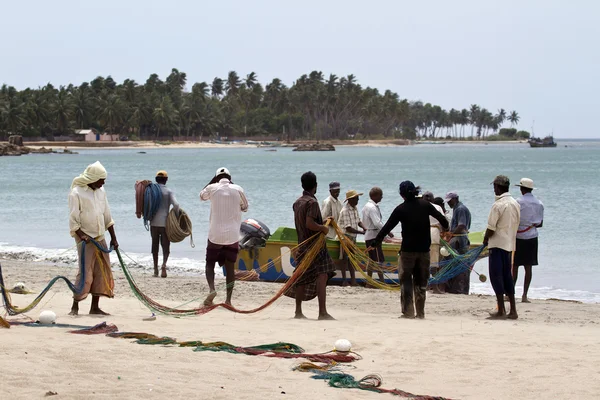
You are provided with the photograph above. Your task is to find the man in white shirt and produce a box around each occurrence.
[200,167,248,306]
[68,161,119,316]
[338,190,366,286]
[362,187,394,282]
[321,182,342,240]
[512,178,544,303]
[483,175,521,319]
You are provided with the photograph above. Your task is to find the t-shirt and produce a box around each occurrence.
[375,198,449,253]
[516,193,544,240]
[150,184,180,228]
[321,195,343,240]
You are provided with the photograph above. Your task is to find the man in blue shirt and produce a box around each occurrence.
[444,191,472,294]
[512,178,544,303]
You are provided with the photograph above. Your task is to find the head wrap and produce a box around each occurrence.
[71,161,107,189]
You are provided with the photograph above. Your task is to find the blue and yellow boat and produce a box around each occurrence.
[233,226,484,284]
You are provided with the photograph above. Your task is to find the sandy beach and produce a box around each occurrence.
[1,259,599,400]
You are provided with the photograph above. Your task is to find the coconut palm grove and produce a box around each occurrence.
[0,68,527,141]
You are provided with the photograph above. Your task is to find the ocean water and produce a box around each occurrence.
[1,140,598,302]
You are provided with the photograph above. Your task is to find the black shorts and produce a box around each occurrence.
[365,239,385,263]
[514,237,538,266]
[206,240,239,266]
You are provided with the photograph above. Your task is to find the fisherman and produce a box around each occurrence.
[362,187,394,283]
[338,190,367,286]
[286,171,335,320]
[68,161,118,316]
[373,181,449,319]
[513,178,544,303]
[444,191,472,294]
[321,181,342,240]
[483,175,520,319]
[200,167,248,306]
[150,170,180,278]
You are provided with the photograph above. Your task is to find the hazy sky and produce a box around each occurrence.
[2,0,598,138]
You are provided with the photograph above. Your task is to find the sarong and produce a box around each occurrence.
[284,239,335,301]
[73,238,114,301]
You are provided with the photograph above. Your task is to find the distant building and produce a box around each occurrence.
[75,129,119,142]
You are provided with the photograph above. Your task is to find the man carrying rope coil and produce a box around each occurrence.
[68,161,119,316]
[150,170,180,278]
[200,167,248,306]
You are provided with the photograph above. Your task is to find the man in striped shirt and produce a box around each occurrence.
[200,167,249,306]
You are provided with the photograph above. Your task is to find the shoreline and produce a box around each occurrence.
[5,139,532,150]
[1,259,600,400]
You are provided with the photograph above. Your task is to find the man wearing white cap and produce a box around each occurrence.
[200,167,248,306]
[513,178,544,303]
[68,161,118,316]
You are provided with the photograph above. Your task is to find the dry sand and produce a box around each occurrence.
[2,259,599,400]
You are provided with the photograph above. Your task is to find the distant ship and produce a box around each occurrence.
[528,136,557,148]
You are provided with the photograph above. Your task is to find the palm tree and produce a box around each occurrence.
[73,87,94,129]
[153,97,177,139]
[211,78,224,99]
[52,89,75,137]
[245,72,258,89]
[509,111,520,127]
[0,96,25,134]
[225,71,241,96]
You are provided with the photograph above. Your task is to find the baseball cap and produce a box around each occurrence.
[156,170,168,178]
[444,191,458,201]
[216,167,231,177]
[491,175,510,186]
[515,178,535,190]
[329,181,341,190]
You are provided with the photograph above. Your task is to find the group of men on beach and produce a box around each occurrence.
[67,161,543,321]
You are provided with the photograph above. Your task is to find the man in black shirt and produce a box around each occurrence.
[373,181,449,319]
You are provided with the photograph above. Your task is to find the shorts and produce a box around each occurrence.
[206,240,239,266]
[365,239,385,263]
[340,235,357,260]
[514,237,538,266]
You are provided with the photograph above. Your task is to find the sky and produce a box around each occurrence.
[1,0,598,138]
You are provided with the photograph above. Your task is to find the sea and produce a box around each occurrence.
[1,140,599,303]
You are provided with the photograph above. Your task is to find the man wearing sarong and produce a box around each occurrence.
[512,178,544,303]
[444,191,472,294]
[68,161,118,316]
[200,167,248,306]
[483,175,520,319]
[285,171,335,320]
[362,187,394,283]
[373,181,449,319]
[150,170,180,278]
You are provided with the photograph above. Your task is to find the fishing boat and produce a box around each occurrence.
[231,222,485,284]
[528,136,557,148]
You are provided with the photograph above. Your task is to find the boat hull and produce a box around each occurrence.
[230,227,485,284]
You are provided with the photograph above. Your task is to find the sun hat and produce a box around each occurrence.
[491,175,510,186]
[344,189,363,201]
[216,167,231,176]
[444,191,458,201]
[515,178,535,190]
[156,170,168,178]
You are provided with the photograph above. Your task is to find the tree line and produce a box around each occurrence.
[0,68,524,141]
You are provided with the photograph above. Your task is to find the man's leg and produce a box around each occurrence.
[504,253,518,319]
[340,252,349,286]
[522,265,532,303]
[204,260,217,306]
[69,300,79,316]
[89,295,110,315]
[160,228,170,278]
[223,260,235,305]
[489,249,507,318]
[151,227,160,277]
[295,285,306,319]
[399,252,416,318]
[317,273,334,320]
[414,252,430,319]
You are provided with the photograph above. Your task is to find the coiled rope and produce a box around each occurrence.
[166,208,195,248]
[143,183,162,230]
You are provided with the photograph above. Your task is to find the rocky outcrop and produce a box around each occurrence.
[293,143,336,152]
[0,143,31,156]
[8,135,24,146]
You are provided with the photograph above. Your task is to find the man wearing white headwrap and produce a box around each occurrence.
[68,161,119,316]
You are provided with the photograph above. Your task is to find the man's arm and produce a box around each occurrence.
[68,191,85,240]
[452,207,467,234]
[373,206,402,244]
[306,201,328,235]
[429,204,449,231]
[483,228,494,247]
[170,191,180,216]
[107,225,119,249]
[483,206,499,246]
[103,191,117,249]
[239,189,249,212]
[199,184,214,201]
